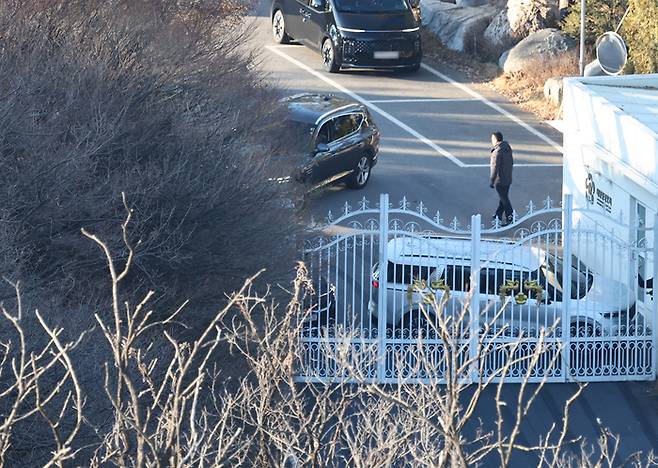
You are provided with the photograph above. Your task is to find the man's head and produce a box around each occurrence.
[491,131,503,146]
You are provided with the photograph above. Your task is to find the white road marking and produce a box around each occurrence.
[267,45,466,167]
[268,45,563,167]
[420,63,564,153]
[369,98,477,103]
[465,163,563,167]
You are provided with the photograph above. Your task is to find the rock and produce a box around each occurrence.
[543,76,563,106]
[498,28,576,73]
[421,0,499,54]
[483,0,560,57]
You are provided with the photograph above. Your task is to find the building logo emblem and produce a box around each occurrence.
[585,173,596,204]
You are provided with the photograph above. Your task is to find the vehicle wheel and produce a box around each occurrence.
[570,321,600,337]
[272,10,291,44]
[321,38,340,73]
[347,155,371,189]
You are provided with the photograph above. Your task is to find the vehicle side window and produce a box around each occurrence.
[350,113,364,131]
[308,0,330,10]
[480,268,523,296]
[331,115,354,140]
[316,121,331,145]
[443,265,470,292]
[387,262,434,284]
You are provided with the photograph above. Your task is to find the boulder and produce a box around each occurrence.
[498,28,576,73]
[421,0,499,54]
[483,0,560,57]
[543,76,563,106]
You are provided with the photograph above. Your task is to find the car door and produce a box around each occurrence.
[328,112,365,175]
[305,119,335,186]
[481,267,559,335]
[284,0,308,42]
[299,0,330,48]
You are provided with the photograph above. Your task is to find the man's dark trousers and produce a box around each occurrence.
[495,184,513,221]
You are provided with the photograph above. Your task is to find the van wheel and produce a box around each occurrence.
[570,321,601,337]
[321,38,340,73]
[272,10,291,44]
[347,155,371,189]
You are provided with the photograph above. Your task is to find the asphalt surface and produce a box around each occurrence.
[250,5,658,462]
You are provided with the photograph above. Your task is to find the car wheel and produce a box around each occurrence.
[347,155,371,189]
[272,10,291,44]
[571,321,600,337]
[321,38,340,73]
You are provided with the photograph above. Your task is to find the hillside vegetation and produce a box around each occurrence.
[0,1,303,463]
[562,0,658,74]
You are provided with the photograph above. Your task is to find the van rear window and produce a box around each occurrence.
[387,262,434,284]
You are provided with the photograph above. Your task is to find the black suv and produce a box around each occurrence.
[285,94,380,190]
[272,0,422,72]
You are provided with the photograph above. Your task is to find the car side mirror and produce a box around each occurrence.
[316,143,330,153]
[309,0,325,9]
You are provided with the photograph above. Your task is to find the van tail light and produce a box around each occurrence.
[372,280,379,288]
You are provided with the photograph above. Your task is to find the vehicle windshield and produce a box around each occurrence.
[541,255,594,300]
[334,0,409,13]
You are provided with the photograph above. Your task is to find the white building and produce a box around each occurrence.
[562,73,657,316]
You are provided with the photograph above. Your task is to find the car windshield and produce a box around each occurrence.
[334,0,409,13]
[542,255,593,300]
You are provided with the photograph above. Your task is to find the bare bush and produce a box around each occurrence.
[0,0,302,313]
[0,206,655,466]
[490,52,579,120]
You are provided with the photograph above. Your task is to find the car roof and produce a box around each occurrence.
[386,237,545,272]
[284,93,364,125]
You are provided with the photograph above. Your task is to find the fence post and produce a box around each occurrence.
[644,213,658,378]
[562,194,573,381]
[377,193,389,382]
[470,214,481,382]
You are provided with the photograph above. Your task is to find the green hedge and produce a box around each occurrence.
[562,0,628,46]
[562,0,658,74]
[623,0,658,73]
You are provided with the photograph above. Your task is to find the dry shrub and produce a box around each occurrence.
[0,0,303,317]
[0,1,306,464]
[0,212,654,466]
[490,52,580,120]
[420,29,500,83]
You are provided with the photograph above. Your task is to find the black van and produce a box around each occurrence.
[271,0,422,73]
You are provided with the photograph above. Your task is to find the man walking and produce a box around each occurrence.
[489,131,514,225]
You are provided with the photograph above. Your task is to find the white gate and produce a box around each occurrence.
[299,194,657,384]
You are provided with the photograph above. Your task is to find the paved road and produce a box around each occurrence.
[251,6,658,462]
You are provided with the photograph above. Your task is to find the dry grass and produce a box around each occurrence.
[421,25,581,120]
[420,29,499,83]
[489,52,580,120]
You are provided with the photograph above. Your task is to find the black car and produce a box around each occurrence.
[271,0,422,72]
[285,93,380,190]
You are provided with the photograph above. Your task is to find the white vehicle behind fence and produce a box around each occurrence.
[368,236,639,337]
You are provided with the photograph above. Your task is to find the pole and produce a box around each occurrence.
[579,0,586,76]
[469,214,481,382]
[377,193,389,382]
[643,213,658,378]
[562,194,573,380]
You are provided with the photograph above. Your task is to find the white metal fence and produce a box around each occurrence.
[299,194,657,384]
